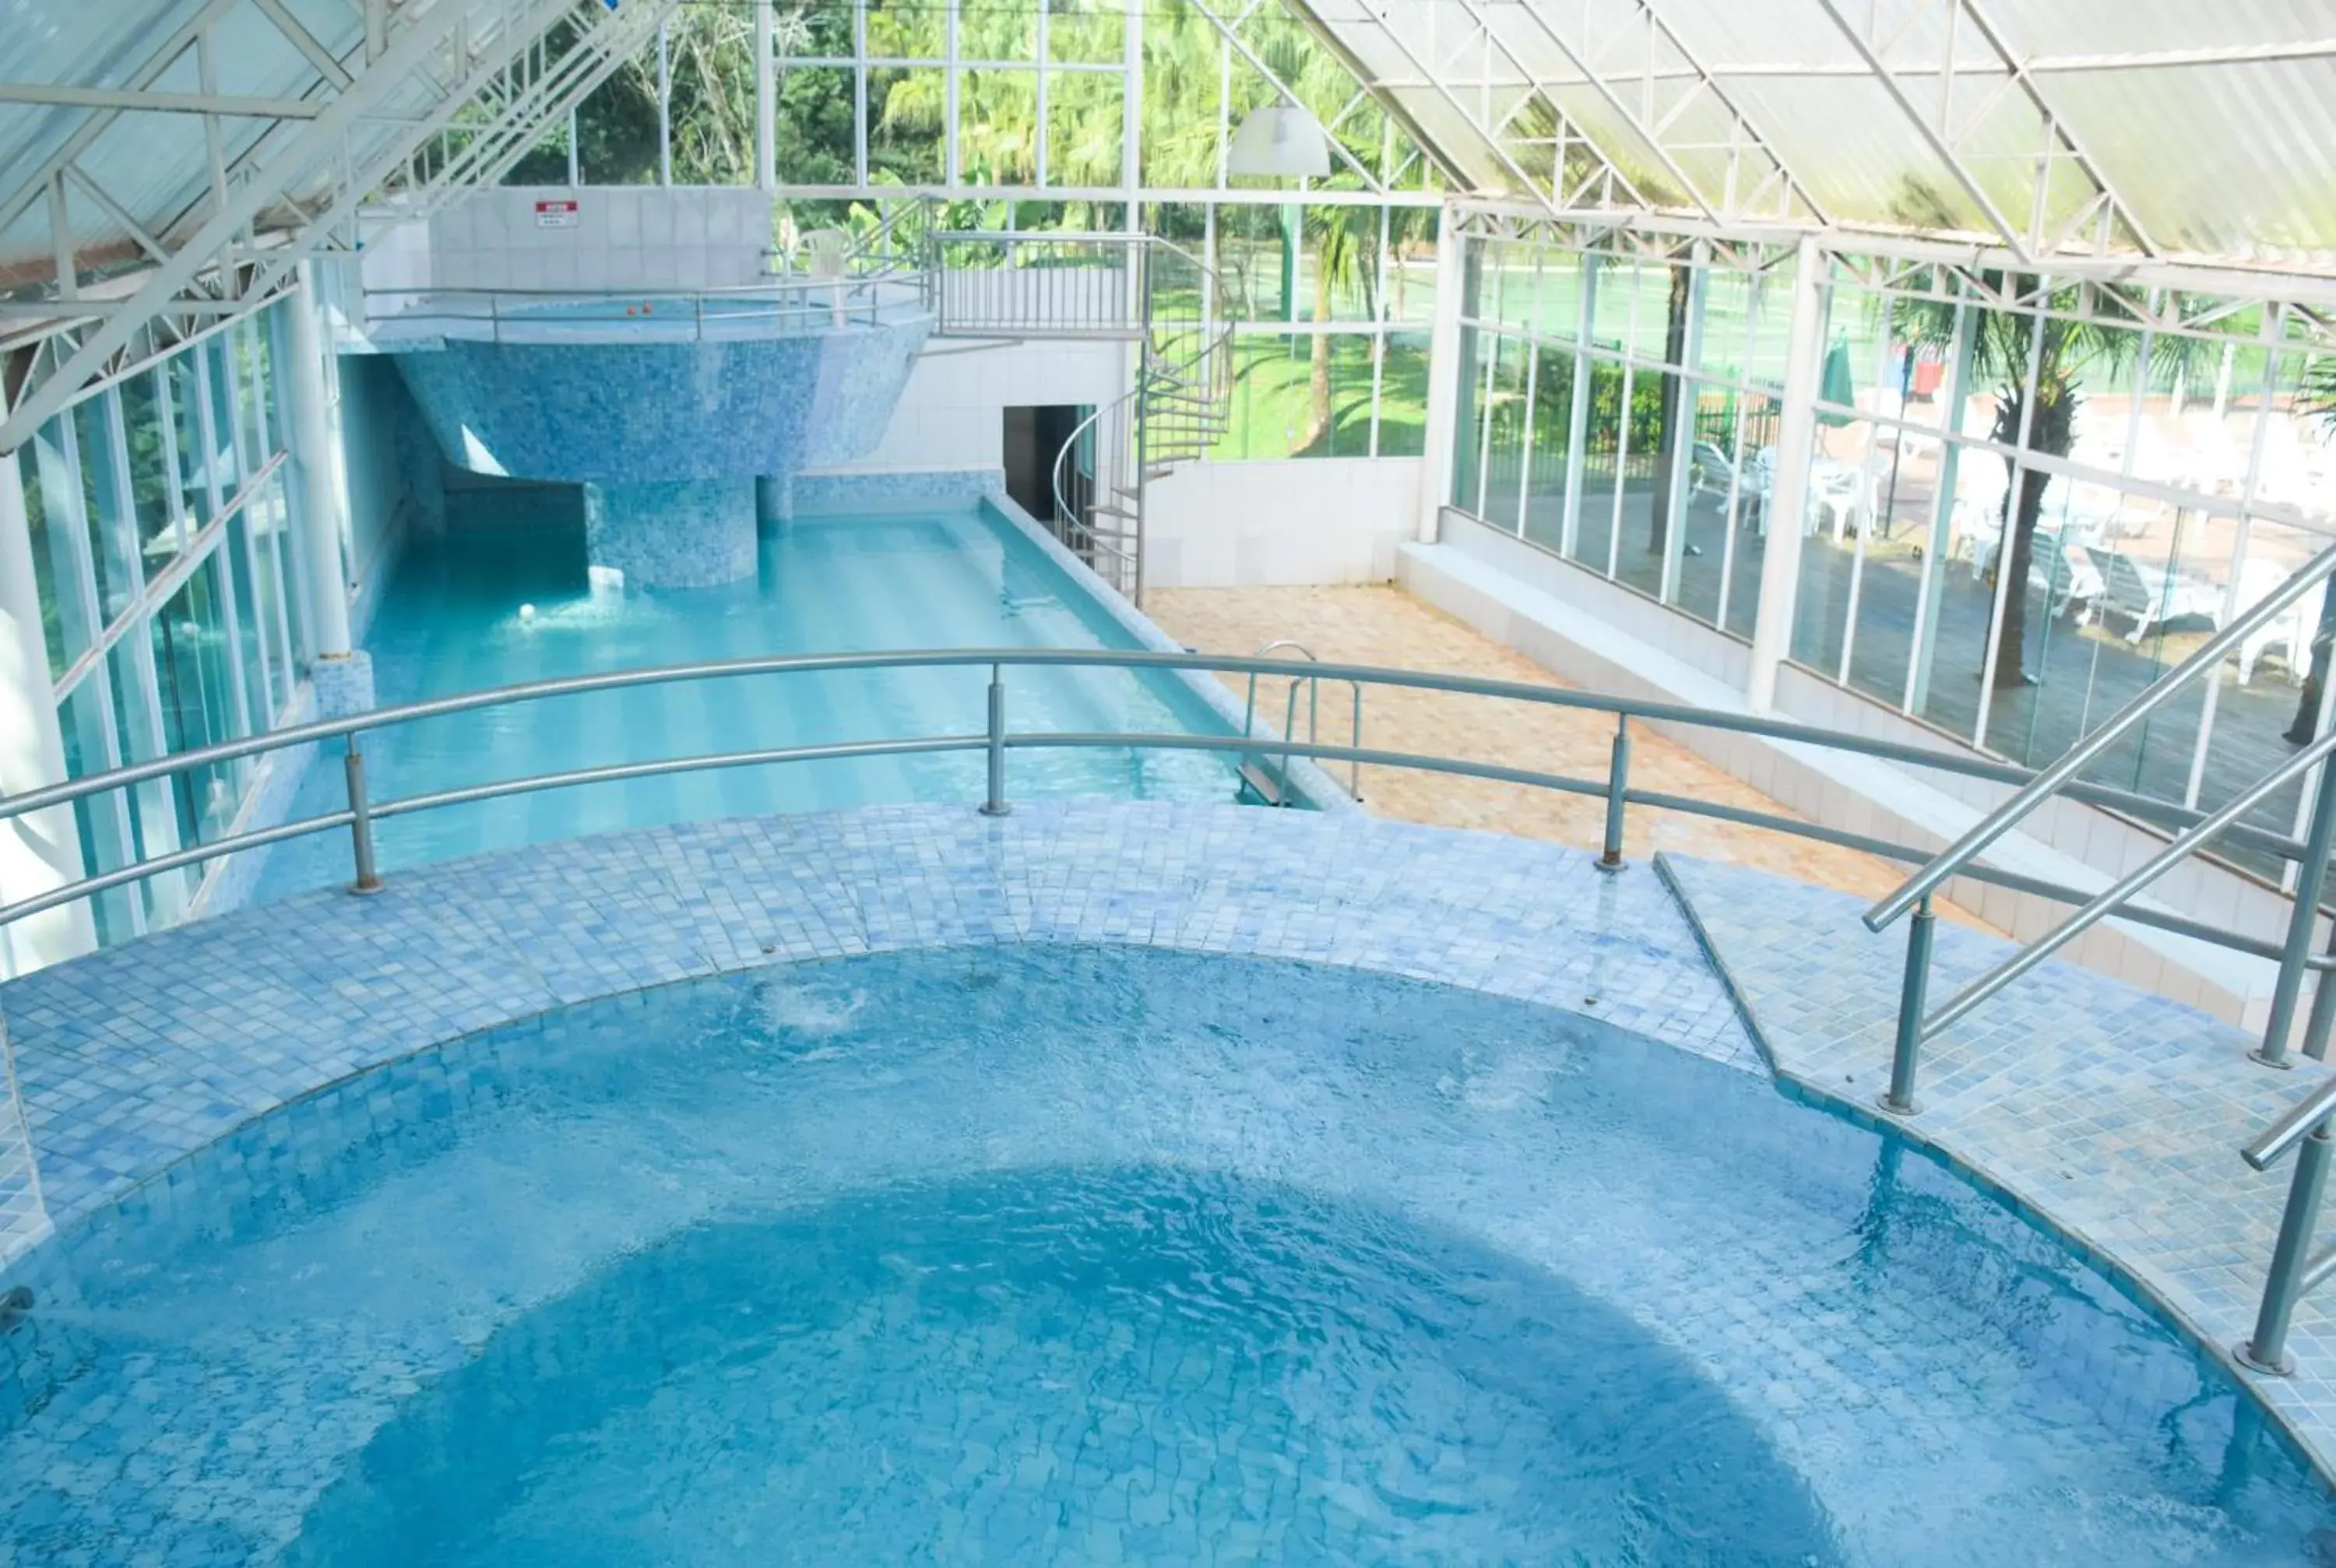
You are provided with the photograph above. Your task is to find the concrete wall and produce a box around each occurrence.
[332,354,435,640]
[1144,458,1423,588]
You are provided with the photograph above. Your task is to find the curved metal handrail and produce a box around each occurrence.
[0,645,2320,968]
[1241,641,1363,801]
[11,638,2336,1380]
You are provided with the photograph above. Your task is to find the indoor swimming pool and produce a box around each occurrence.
[2,946,2329,1566]
[247,501,1237,902]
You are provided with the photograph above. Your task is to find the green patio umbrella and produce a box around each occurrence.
[1817,335,1856,426]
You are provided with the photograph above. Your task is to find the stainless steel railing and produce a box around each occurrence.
[1,647,2321,956]
[357,269,934,344]
[1240,642,1363,803]
[1837,536,2336,1381]
[1865,541,2336,937]
[1852,542,2336,1127]
[922,229,1149,339]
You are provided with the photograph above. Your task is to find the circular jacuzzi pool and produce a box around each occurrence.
[2,947,2330,1564]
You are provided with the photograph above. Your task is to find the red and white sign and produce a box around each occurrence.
[533,199,579,230]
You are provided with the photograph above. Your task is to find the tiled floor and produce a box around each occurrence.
[1147,583,1996,929]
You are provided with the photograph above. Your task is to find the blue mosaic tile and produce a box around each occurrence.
[12,800,2331,1485]
[1655,849,2336,1484]
[389,318,930,485]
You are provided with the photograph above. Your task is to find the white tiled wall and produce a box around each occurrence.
[420,188,774,293]
[1144,459,1423,587]
[807,339,1129,474]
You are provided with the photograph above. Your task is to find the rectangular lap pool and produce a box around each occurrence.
[248,501,1240,903]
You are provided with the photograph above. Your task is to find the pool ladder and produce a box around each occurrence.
[1237,641,1363,807]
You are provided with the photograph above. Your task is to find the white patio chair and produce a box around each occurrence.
[2091,548,2224,645]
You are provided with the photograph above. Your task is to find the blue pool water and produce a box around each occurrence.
[251,506,1235,901]
[2,947,2331,1565]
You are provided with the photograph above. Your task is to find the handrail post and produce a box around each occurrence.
[1599,715,1631,870]
[2239,1120,2335,1376]
[980,664,1010,817]
[343,734,383,895]
[2302,922,2336,1063]
[1880,894,1936,1116]
[2257,754,2336,1068]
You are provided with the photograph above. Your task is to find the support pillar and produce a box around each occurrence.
[754,0,776,192]
[755,473,793,535]
[1746,232,1828,713]
[586,480,758,588]
[1416,202,1466,544]
[285,267,374,718]
[0,452,96,977]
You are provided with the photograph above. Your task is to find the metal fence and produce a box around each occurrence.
[358,270,934,344]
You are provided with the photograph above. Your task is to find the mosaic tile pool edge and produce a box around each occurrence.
[1652,849,2336,1488]
[0,804,1745,1238]
[12,800,2333,1484]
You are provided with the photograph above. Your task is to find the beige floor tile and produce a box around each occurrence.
[1147,583,1996,932]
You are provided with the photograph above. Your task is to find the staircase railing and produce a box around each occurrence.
[1045,235,1239,606]
[1860,540,2336,1116]
[1844,537,2336,1380]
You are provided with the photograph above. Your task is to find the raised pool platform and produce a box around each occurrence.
[2,800,2332,1488]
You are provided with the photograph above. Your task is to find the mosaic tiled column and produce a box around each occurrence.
[755,473,792,533]
[583,479,758,589]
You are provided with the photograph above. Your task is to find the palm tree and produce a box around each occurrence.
[1300,206,1370,448]
[1901,279,2211,690]
[1645,261,1693,557]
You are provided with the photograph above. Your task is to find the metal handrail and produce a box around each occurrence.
[0,645,2322,848]
[1241,641,1364,802]
[4,646,2327,952]
[19,639,2336,1380]
[1924,726,2336,1038]
[1866,540,2336,934]
[358,268,934,343]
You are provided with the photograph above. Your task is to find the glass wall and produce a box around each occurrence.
[522,0,1442,462]
[1441,215,2336,880]
[1770,259,2336,869]
[14,304,304,944]
[1445,227,1793,638]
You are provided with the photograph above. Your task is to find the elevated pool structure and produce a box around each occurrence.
[364,271,934,589]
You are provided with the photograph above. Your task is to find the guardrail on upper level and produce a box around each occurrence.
[921,229,1148,340]
[357,269,934,345]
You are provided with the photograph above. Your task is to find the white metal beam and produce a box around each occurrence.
[0,83,325,118]
[1184,0,1389,193]
[0,0,245,234]
[1807,0,2154,262]
[1482,0,1828,227]
[2,0,670,451]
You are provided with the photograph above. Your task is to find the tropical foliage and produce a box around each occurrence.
[1897,283,2216,688]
